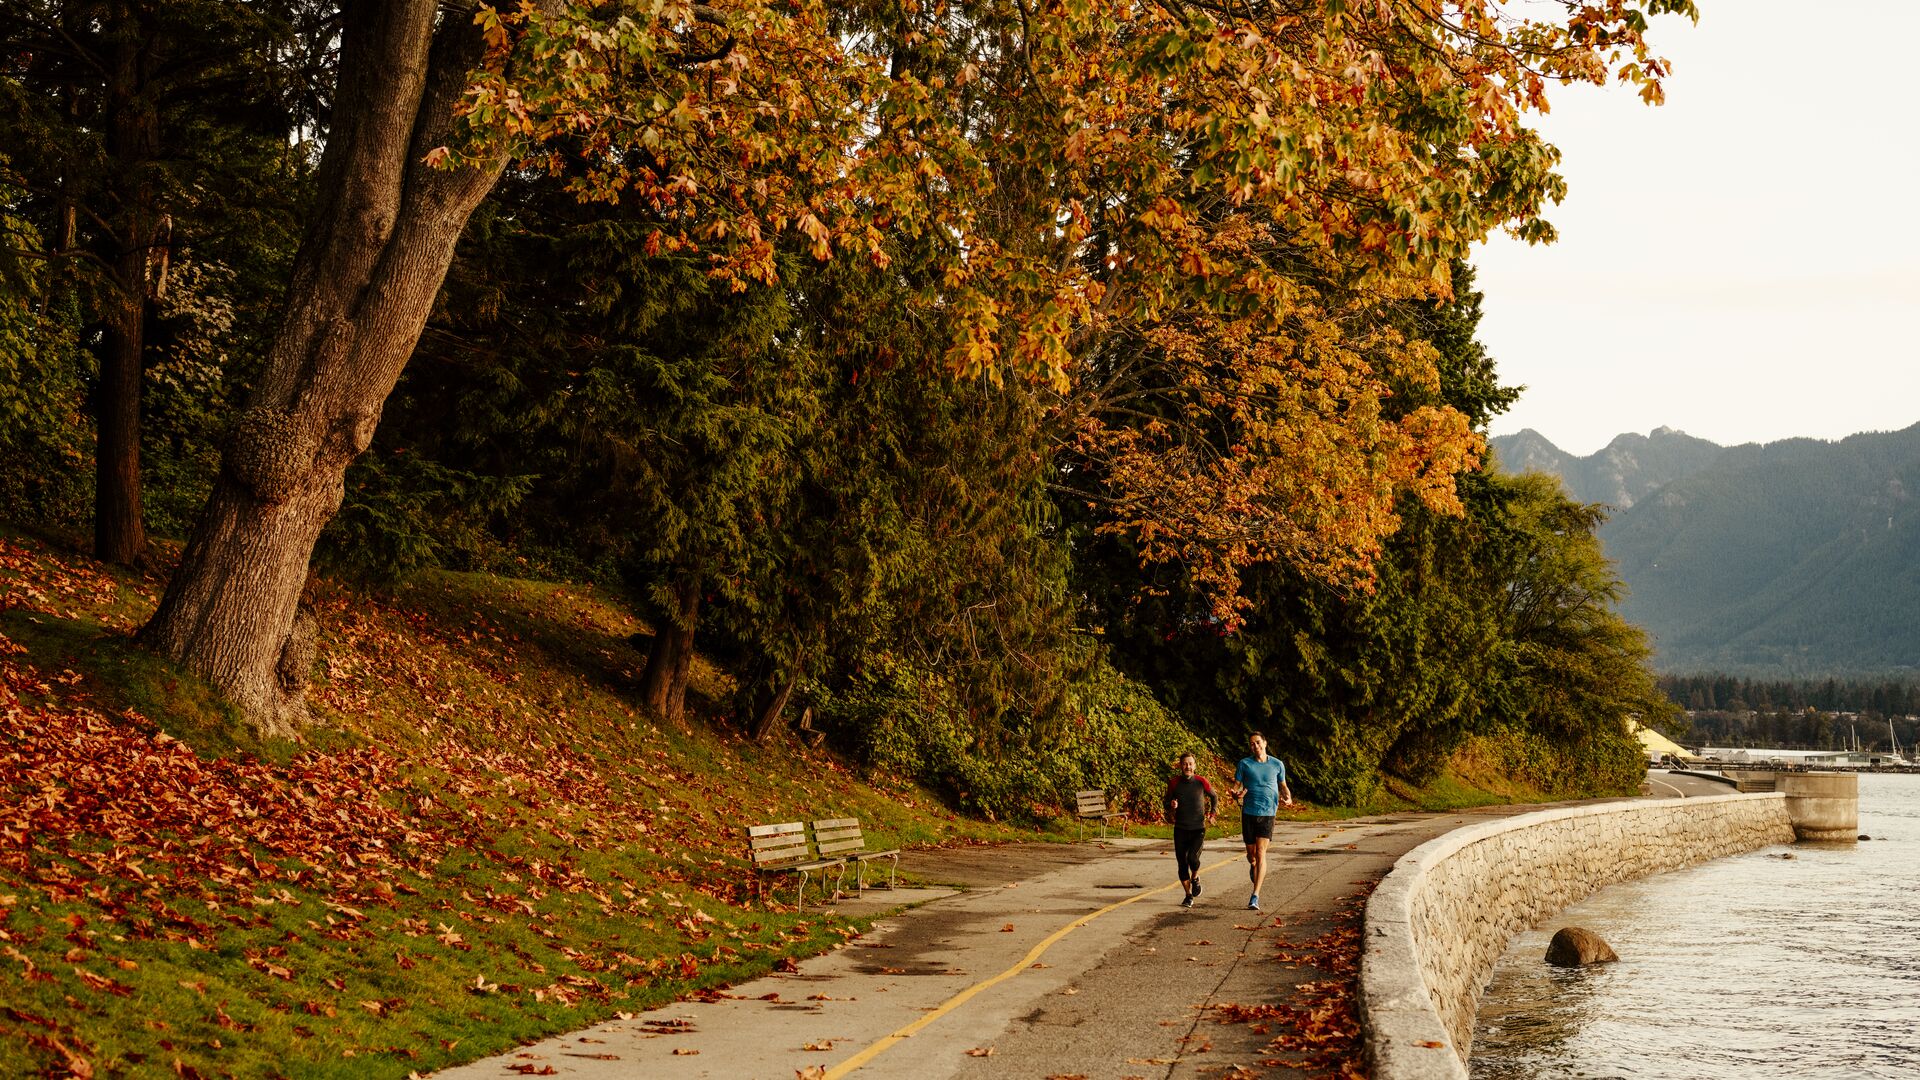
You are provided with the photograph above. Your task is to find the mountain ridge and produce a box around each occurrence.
[1489,423,1920,678]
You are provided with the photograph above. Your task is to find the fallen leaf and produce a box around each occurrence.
[999,923,1015,932]
[672,1047,700,1056]
[802,1040,834,1051]
[965,1047,995,1057]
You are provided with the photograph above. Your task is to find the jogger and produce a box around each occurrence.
[1163,752,1217,907]
[1230,733,1292,911]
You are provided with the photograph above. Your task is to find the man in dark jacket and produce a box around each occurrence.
[1163,752,1218,907]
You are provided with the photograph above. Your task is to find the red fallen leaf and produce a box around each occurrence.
[677,953,699,978]
[1414,1040,1445,1048]
[774,956,799,973]
[965,1047,994,1057]
[505,1066,557,1076]
[999,924,1015,932]
[73,967,134,996]
[801,1040,834,1051]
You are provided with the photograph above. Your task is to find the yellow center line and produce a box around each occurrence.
[823,852,1245,1078]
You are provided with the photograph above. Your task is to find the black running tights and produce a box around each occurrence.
[1173,827,1206,883]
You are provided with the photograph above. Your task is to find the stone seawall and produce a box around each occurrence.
[1359,794,1795,1080]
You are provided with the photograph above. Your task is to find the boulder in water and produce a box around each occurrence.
[1546,927,1618,967]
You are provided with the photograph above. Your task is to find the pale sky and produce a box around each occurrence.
[1474,1,1920,457]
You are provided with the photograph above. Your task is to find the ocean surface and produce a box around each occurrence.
[1470,772,1920,1080]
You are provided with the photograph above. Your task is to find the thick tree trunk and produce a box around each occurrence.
[94,282,148,564]
[139,2,513,735]
[93,7,157,565]
[639,574,701,724]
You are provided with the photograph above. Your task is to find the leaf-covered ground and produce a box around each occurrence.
[1206,886,1374,1079]
[0,530,1040,1078]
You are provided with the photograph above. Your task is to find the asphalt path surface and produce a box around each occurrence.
[445,782,1718,1079]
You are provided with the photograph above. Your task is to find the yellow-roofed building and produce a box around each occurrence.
[1631,719,1697,764]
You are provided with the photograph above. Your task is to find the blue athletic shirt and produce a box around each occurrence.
[1235,756,1287,816]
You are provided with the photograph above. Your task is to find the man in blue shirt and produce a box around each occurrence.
[1230,732,1292,911]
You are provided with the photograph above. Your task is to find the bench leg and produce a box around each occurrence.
[796,868,811,910]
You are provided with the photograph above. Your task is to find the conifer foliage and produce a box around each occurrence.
[1,0,1693,795]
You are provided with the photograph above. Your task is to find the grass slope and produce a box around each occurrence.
[0,529,1555,1078]
[0,531,1038,1078]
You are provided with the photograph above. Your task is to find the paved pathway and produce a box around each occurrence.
[444,784,1713,1079]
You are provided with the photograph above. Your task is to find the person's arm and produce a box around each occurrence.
[1277,762,1293,807]
[1201,777,1218,820]
[1164,777,1179,823]
[1230,761,1247,801]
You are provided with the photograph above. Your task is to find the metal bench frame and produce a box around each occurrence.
[1075,789,1126,840]
[746,821,844,909]
[811,818,901,891]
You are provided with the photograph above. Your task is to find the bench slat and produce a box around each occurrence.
[750,833,812,852]
[817,839,866,855]
[812,817,857,829]
[747,822,805,838]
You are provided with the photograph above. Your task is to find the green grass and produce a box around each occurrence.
[0,526,1568,1078]
[0,529,1045,1078]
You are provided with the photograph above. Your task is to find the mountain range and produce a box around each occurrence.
[1489,424,1920,678]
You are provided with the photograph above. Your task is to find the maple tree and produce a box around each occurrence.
[103,0,1694,733]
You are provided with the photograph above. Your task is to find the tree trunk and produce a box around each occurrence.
[93,5,157,566]
[139,2,515,735]
[748,673,797,743]
[640,574,701,724]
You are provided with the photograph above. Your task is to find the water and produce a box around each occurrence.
[1471,773,1920,1079]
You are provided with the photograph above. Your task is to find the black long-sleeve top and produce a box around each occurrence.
[1163,774,1217,830]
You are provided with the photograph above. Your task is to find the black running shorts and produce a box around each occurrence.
[1241,813,1275,844]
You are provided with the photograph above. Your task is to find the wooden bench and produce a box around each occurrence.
[811,818,900,891]
[745,821,844,909]
[1075,789,1126,840]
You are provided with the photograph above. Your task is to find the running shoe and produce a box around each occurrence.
[1192,880,1203,898]
[1247,893,1260,910]
[1181,894,1194,908]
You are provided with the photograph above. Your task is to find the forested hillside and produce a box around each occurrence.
[1,1,1690,1074]
[1598,425,1920,676]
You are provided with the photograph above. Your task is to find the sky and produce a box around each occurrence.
[1472,1,1920,457]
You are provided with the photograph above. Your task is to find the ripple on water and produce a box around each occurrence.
[1471,774,1920,1080]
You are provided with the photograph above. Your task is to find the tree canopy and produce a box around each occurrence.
[0,0,1694,800]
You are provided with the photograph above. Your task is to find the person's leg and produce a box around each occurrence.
[1174,828,1202,903]
[1251,836,1270,896]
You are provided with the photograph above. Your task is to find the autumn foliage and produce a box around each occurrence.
[0,534,1019,1076]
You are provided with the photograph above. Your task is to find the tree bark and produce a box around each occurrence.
[639,574,701,724]
[139,1,515,735]
[93,4,158,566]
[748,673,797,743]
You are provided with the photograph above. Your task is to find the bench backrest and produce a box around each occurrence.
[812,817,867,857]
[746,822,811,869]
[1075,789,1109,815]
